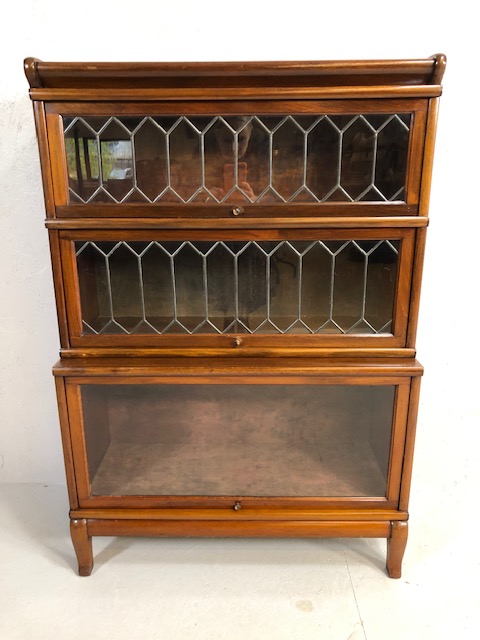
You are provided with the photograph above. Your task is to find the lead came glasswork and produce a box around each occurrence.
[75,239,400,335]
[64,114,411,204]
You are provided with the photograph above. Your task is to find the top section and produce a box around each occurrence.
[26,56,445,222]
[24,55,446,100]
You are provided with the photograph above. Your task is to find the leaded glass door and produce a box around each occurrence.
[60,228,414,348]
[44,98,428,215]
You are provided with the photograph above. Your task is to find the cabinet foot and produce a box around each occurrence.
[386,520,408,578]
[70,518,93,576]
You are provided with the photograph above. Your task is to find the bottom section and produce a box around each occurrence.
[54,357,422,577]
[69,515,408,579]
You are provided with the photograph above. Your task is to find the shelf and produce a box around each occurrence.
[55,356,424,376]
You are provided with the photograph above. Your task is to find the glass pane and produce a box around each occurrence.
[169,118,203,202]
[206,243,236,332]
[301,242,333,332]
[133,119,168,200]
[75,239,400,336]
[64,120,100,202]
[238,242,267,332]
[172,243,205,332]
[141,244,174,333]
[64,114,411,204]
[270,242,301,332]
[81,383,395,497]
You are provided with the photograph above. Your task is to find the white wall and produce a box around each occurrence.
[0,0,478,488]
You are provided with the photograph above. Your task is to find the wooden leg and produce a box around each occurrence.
[386,520,408,579]
[70,518,93,576]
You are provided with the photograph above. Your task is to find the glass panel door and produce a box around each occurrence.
[75,238,401,337]
[63,113,411,205]
[79,382,396,498]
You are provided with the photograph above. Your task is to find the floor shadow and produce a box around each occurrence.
[0,483,75,571]
[0,484,388,576]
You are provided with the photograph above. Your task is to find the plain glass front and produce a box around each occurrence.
[81,383,396,498]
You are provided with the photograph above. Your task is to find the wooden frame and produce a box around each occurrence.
[57,226,416,352]
[26,55,445,578]
[42,98,428,216]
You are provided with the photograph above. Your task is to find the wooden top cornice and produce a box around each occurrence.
[24,54,446,101]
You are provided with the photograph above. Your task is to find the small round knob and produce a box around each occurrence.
[231,207,243,216]
[233,502,242,511]
[233,337,243,347]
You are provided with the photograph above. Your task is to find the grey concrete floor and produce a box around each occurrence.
[0,483,477,639]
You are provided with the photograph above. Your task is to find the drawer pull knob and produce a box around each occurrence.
[233,502,242,511]
[231,207,243,216]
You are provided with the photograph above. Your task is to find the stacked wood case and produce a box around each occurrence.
[25,55,445,576]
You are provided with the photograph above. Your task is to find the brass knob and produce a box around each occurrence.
[233,337,243,347]
[233,502,242,511]
[231,207,243,216]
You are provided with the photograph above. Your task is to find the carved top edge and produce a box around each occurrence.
[24,55,446,91]
[431,53,447,85]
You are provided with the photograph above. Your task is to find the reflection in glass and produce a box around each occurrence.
[75,239,399,336]
[63,114,411,204]
[65,117,134,203]
[81,383,395,497]
[64,119,99,202]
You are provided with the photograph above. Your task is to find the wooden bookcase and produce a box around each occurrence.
[25,55,445,577]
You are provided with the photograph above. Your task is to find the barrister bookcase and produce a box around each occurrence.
[25,54,445,577]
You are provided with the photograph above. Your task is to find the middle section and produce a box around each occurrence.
[59,228,415,349]
[61,229,414,346]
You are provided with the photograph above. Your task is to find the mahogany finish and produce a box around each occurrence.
[26,55,444,577]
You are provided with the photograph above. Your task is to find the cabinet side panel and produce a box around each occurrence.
[64,382,94,501]
[404,105,427,207]
[419,98,441,216]
[406,227,427,349]
[54,377,79,509]
[392,229,415,343]
[385,382,411,502]
[60,237,84,338]
[32,101,56,217]
[399,375,422,511]
[46,113,68,206]
[48,230,70,348]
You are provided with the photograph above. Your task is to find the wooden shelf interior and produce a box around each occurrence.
[81,383,395,498]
